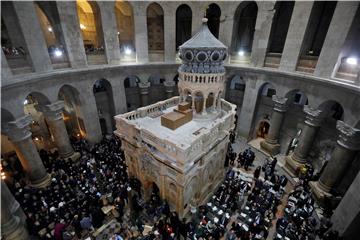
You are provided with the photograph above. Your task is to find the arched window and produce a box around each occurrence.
[76,0,105,64]
[231,2,258,55]
[176,4,192,50]
[205,3,221,38]
[147,3,164,61]
[115,0,135,60]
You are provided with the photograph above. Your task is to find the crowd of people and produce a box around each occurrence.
[2,133,343,240]
[3,135,131,239]
[2,46,26,56]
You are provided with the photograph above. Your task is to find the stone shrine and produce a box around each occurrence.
[114,19,236,216]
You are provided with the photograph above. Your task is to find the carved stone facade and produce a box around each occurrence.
[115,19,236,216]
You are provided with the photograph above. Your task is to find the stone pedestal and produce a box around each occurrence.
[260,95,287,155]
[36,101,80,160]
[284,106,323,176]
[310,121,360,202]
[139,82,150,107]
[1,181,29,240]
[3,115,51,188]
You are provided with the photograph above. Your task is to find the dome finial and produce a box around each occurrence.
[202,18,208,24]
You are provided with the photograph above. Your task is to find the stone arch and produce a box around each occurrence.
[23,92,53,148]
[318,100,345,121]
[147,2,164,61]
[76,0,105,59]
[34,1,69,65]
[124,75,141,111]
[115,0,135,57]
[93,79,116,135]
[58,84,85,138]
[267,1,295,54]
[205,3,221,38]
[148,74,165,85]
[248,82,277,140]
[176,4,192,50]
[231,1,258,55]
[1,1,33,71]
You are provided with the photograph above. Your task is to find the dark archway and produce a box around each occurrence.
[124,75,140,111]
[115,0,135,61]
[1,1,32,73]
[76,0,106,64]
[93,79,116,135]
[297,1,337,73]
[176,4,192,50]
[58,85,85,139]
[147,3,164,62]
[264,1,295,68]
[231,1,258,55]
[205,3,221,38]
[34,2,69,66]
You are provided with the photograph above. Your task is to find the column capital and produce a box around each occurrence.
[164,81,175,93]
[2,115,32,142]
[35,101,65,121]
[336,121,360,151]
[272,95,288,112]
[304,105,323,127]
[138,82,150,95]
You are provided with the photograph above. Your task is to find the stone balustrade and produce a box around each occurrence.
[114,98,236,168]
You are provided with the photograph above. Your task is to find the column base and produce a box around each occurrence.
[30,173,51,188]
[63,151,81,161]
[1,216,29,240]
[283,154,305,177]
[309,181,332,204]
[260,140,280,156]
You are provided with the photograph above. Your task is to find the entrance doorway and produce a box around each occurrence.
[257,120,270,138]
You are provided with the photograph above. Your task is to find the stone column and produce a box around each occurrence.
[13,1,52,72]
[279,1,313,72]
[36,101,80,160]
[1,179,26,226]
[139,82,150,107]
[56,1,87,68]
[310,121,360,201]
[237,80,264,139]
[132,2,149,63]
[80,90,103,144]
[1,181,29,240]
[260,95,288,155]
[284,106,323,176]
[314,1,359,78]
[250,2,276,67]
[98,2,121,64]
[201,95,207,115]
[163,5,176,62]
[164,81,175,99]
[3,115,51,188]
[1,50,12,80]
[331,168,360,237]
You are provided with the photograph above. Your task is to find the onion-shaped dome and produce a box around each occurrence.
[178,18,228,74]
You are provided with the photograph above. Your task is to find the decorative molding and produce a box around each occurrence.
[304,105,323,127]
[272,95,288,112]
[2,115,33,142]
[336,121,360,151]
[35,101,65,121]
